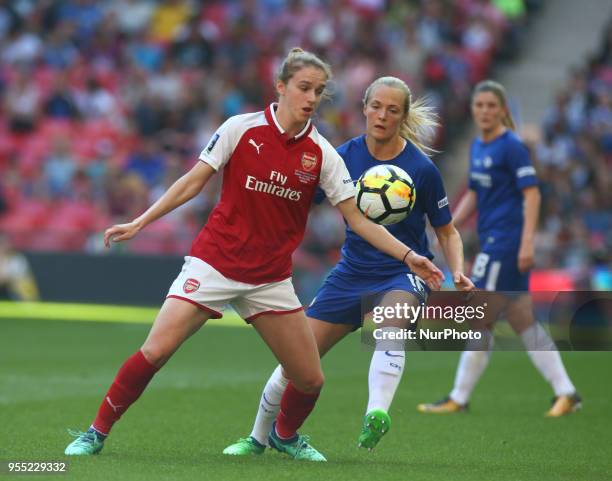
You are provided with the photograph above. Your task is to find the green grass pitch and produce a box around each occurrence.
[1,303,611,481]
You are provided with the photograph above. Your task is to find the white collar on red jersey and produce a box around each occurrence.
[268,103,312,140]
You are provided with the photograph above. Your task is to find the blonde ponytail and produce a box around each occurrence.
[401,96,439,154]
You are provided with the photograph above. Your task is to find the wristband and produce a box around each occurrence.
[402,248,413,264]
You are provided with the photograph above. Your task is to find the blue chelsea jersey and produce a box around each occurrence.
[469,130,538,252]
[318,135,452,277]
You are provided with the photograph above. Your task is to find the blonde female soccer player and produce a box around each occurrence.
[417,80,581,417]
[64,50,443,461]
[223,76,473,455]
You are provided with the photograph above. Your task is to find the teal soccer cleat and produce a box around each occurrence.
[64,428,105,456]
[358,409,391,450]
[268,424,326,462]
[223,437,266,456]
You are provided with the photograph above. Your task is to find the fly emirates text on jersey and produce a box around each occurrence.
[245,170,303,201]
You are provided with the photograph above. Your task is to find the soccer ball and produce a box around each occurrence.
[355,164,416,225]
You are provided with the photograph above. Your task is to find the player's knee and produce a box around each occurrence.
[294,370,324,394]
[141,344,170,368]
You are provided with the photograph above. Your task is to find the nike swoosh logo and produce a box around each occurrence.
[384,351,404,358]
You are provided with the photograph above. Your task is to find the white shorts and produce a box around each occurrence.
[166,256,303,322]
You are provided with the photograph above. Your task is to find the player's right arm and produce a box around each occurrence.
[452,189,477,229]
[104,161,216,246]
[105,113,245,247]
[518,185,540,272]
[318,136,443,289]
[337,198,444,290]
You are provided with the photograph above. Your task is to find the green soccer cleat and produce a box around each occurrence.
[268,425,326,462]
[64,429,105,456]
[223,437,266,456]
[358,409,391,450]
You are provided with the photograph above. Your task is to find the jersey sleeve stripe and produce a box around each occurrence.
[516,166,536,178]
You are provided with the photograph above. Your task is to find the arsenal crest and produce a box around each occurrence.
[183,278,200,294]
[301,152,318,171]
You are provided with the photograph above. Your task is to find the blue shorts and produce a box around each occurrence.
[306,267,430,331]
[471,249,529,291]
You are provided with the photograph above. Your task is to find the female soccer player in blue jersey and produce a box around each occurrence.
[223,76,474,455]
[417,80,581,417]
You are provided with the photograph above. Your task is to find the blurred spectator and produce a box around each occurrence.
[149,0,192,43]
[127,28,165,71]
[106,170,149,220]
[125,138,166,189]
[0,4,21,42]
[0,234,39,301]
[4,65,40,133]
[42,21,79,68]
[44,72,80,119]
[1,15,43,65]
[76,77,118,119]
[416,0,450,53]
[147,57,183,104]
[44,135,77,197]
[57,0,105,45]
[170,18,215,69]
[108,0,154,36]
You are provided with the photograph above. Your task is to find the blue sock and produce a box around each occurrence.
[270,422,298,443]
[88,426,107,441]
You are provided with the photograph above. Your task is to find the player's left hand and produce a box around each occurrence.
[518,244,535,273]
[453,272,474,292]
[405,251,445,290]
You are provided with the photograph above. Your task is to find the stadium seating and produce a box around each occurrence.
[0,0,539,257]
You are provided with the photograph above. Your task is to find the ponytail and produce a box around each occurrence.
[401,96,439,154]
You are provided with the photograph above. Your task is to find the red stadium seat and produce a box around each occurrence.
[46,200,99,232]
[26,227,89,252]
[17,136,52,176]
[0,198,52,248]
[39,119,75,139]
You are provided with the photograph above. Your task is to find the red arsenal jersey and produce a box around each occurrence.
[190,104,355,284]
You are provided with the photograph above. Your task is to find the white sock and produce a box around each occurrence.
[249,365,288,446]
[449,331,494,405]
[366,327,406,413]
[521,323,576,396]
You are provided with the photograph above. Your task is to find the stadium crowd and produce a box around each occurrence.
[2,1,607,295]
[530,19,612,290]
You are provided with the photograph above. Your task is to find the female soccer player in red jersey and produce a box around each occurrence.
[64,49,444,461]
[417,80,581,417]
[223,76,474,455]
